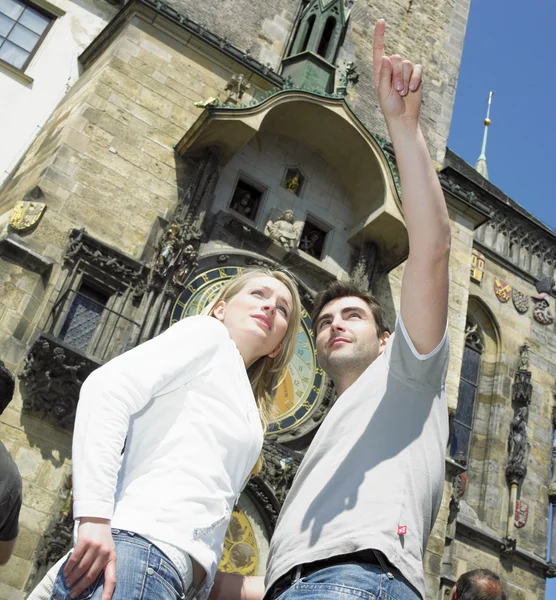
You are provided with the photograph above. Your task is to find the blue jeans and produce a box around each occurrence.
[275,562,420,600]
[50,530,196,600]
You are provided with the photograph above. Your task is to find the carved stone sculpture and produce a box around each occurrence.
[548,439,556,504]
[506,406,530,485]
[264,210,302,251]
[225,73,250,103]
[19,337,93,429]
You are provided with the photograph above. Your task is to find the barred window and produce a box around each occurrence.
[59,284,109,353]
[0,0,53,70]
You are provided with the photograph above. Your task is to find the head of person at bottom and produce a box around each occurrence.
[312,281,391,396]
[206,267,301,428]
[451,569,507,600]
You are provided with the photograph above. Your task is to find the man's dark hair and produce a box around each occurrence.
[0,360,15,416]
[311,281,391,335]
[455,569,507,600]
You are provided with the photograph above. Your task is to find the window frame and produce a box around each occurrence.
[449,321,485,466]
[0,0,57,74]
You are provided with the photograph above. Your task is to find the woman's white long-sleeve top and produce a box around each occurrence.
[71,316,263,600]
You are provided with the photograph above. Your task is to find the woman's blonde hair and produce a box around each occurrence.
[206,267,302,431]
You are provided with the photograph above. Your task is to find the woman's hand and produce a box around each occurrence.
[63,517,117,600]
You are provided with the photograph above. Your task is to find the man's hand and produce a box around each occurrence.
[63,518,116,600]
[373,19,423,125]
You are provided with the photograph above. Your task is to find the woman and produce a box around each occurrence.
[48,268,301,600]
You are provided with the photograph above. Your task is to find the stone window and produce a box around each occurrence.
[229,178,264,223]
[449,321,484,466]
[58,282,109,353]
[298,216,329,260]
[0,0,54,71]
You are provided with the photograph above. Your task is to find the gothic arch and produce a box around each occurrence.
[462,296,505,522]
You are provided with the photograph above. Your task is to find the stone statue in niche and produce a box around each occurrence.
[549,440,556,500]
[518,343,530,371]
[225,73,250,103]
[230,190,254,219]
[507,406,530,480]
[264,210,303,251]
[286,172,300,194]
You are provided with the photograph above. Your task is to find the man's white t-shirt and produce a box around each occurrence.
[265,316,449,599]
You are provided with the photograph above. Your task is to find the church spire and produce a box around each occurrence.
[475,91,494,179]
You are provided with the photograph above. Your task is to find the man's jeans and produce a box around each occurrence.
[50,530,196,600]
[275,562,420,600]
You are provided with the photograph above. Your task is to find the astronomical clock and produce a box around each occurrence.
[170,251,332,575]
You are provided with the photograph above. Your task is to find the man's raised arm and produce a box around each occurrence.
[373,19,451,354]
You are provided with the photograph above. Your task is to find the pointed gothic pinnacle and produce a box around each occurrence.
[475,91,494,180]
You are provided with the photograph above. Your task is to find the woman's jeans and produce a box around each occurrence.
[50,530,196,600]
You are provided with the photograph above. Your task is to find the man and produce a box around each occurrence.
[0,360,23,565]
[451,569,507,600]
[211,17,452,600]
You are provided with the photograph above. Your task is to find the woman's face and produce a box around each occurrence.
[213,276,293,366]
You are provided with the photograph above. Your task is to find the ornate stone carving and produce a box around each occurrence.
[65,228,145,287]
[261,441,303,505]
[506,406,530,485]
[449,472,467,524]
[548,439,556,504]
[500,536,516,556]
[465,320,484,353]
[32,475,73,574]
[264,210,303,251]
[148,220,201,294]
[518,343,530,371]
[350,242,378,292]
[19,336,96,429]
[337,61,359,95]
[245,478,280,530]
[224,73,250,103]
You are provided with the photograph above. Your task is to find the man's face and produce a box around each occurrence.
[314,296,389,380]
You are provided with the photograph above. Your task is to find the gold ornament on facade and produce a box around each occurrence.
[8,186,47,232]
[470,248,485,284]
[494,278,511,302]
[218,507,259,575]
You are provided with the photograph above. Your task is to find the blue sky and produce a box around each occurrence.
[448,0,555,232]
[447,1,556,598]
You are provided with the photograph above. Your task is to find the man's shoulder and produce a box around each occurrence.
[0,442,22,491]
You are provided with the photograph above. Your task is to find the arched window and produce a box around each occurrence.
[300,15,316,52]
[317,16,336,57]
[449,319,484,466]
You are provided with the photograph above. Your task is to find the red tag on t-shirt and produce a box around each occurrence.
[398,525,407,535]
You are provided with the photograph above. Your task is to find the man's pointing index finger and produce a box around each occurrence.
[373,19,386,88]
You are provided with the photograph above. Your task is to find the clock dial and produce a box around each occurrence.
[170,255,325,435]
